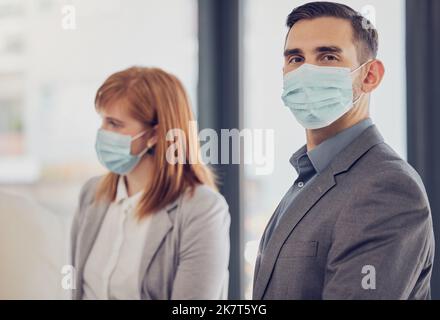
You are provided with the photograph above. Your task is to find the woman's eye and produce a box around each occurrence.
[109,121,119,128]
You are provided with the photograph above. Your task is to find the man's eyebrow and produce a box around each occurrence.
[283,46,343,57]
[314,46,343,54]
[283,48,303,57]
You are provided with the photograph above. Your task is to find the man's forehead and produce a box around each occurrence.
[285,17,355,51]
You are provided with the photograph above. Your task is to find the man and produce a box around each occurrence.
[253,1,434,300]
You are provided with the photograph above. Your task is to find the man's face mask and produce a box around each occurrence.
[281,60,372,129]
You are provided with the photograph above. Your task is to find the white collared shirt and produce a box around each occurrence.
[82,177,152,300]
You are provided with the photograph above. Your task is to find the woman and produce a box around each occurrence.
[70,67,230,300]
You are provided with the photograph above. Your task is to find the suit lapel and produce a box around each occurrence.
[253,199,285,286]
[253,170,336,299]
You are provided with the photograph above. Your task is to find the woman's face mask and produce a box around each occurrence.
[281,60,372,129]
[95,129,150,175]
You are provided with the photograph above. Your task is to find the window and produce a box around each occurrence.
[0,0,198,216]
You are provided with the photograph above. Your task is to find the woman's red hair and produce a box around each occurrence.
[94,66,217,219]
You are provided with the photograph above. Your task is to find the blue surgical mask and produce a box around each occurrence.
[95,128,150,175]
[281,61,371,129]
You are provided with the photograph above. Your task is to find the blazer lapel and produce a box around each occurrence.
[253,170,336,299]
[74,200,110,299]
[137,201,177,295]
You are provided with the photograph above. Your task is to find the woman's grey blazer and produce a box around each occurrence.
[70,176,230,300]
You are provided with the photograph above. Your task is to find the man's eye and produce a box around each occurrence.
[322,55,338,62]
[289,56,304,64]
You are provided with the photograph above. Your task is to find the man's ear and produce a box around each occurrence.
[362,59,385,93]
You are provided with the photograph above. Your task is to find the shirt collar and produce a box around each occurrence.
[289,118,373,174]
[308,118,374,173]
[289,145,309,174]
[115,176,143,204]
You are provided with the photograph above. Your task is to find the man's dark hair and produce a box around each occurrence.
[286,1,378,63]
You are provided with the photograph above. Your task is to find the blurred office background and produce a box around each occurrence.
[0,0,438,299]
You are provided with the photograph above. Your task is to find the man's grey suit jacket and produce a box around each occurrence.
[253,125,435,299]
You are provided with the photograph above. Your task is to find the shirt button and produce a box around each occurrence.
[297,181,304,188]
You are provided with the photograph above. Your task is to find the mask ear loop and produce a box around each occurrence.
[132,130,147,141]
[137,145,151,158]
[131,130,153,158]
[351,59,374,74]
[351,59,374,104]
[353,93,364,105]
